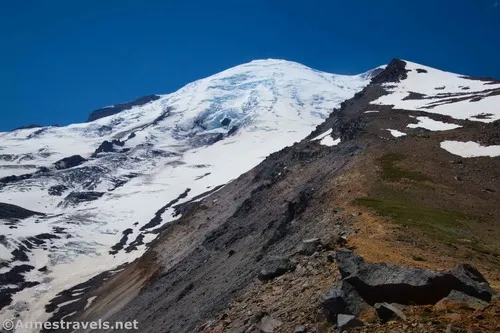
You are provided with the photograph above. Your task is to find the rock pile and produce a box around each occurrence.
[321,250,496,331]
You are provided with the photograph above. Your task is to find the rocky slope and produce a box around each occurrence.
[43,59,500,333]
[0,60,379,329]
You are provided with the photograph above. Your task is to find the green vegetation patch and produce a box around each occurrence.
[354,197,473,240]
[378,153,432,182]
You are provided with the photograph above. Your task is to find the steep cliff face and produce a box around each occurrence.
[51,60,500,333]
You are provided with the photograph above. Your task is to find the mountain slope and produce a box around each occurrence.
[60,59,500,333]
[0,59,377,326]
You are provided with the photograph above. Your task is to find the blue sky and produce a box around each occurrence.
[1,0,499,131]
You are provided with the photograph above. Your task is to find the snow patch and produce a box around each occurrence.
[320,136,341,147]
[407,116,462,131]
[371,60,500,123]
[387,129,407,138]
[440,141,500,157]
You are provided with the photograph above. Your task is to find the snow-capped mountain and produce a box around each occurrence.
[57,59,500,333]
[0,59,377,325]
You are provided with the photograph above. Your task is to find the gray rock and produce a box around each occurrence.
[448,264,495,302]
[257,316,282,333]
[435,290,490,311]
[374,302,407,322]
[321,281,370,322]
[333,249,364,278]
[336,314,363,331]
[294,325,307,333]
[258,258,296,281]
[297,238,321,255]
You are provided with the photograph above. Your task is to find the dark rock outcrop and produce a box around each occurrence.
[258,258,296,281]
[0,202,45,220]
[87,95,161,122]
[0,173,33,185]
[54,155,86,170]
[91,139,125,157]
[60,192,105,206]
[371,59,409,84]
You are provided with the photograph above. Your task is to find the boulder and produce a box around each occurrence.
[294,325,306,333]
[321,281,370,321]
[336,314,363,331]
[258,258,296,281]
[333,250,494,305]
[257,316,282,333]
[448,264,494,302]
[374,302,407,322]
[297,238,321,255]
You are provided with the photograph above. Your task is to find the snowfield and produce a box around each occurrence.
[0,59,376,328]
[371,61,500,123]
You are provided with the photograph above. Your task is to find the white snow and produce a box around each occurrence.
[440,141,500,157]
[371,60,500,122]
[387,129,407,138]
[407,116,462,131]
[0,58,375,327]
[364,110,379,114]
[320,136,341,147]
[311,129,332,141]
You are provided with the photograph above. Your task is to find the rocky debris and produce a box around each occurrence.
[59,191,104,207]
[434,290,490,311]
[54,155,86,170]
[0,202,45,220]
[87,94,161,122]
[257,316,282,333]
[374,303,407,323]
[321,250,495,328]
[48,184,68,196]
[191,133,224,147]
[323,235,348,251]
[258,258,296,281]
[297,238,321,256]
[337,314,363,331]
